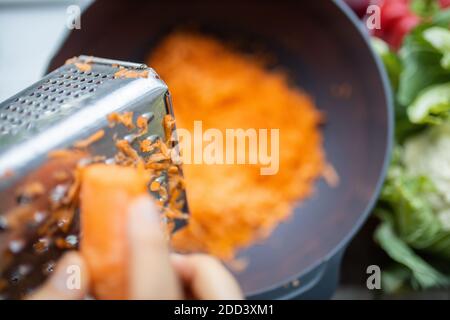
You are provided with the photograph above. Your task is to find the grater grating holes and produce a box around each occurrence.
[0,67,116,135]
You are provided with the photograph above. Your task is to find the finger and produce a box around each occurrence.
[27,251,89,300]
[171,254,243,300]
[128,196,182,299]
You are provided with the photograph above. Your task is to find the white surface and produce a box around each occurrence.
[0,0,92,102]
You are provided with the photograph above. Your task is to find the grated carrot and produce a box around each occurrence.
[148,32,325,260]
[73,130,105,149]
[107,112,134,129]
[114,67,149,79]
[74,62,92,73]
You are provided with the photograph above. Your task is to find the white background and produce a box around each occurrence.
[0,0,92,103]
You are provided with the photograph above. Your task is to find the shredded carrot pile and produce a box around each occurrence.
[148,32,325,260]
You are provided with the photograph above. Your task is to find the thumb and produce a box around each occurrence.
[27,251,89,300]
[127,196,182,299]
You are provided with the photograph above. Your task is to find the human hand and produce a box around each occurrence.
[27,197,243,300]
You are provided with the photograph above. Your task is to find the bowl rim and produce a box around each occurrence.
[48,0,395,299]
[246,0,394,298]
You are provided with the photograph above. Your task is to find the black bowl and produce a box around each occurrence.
[49,0,393,298]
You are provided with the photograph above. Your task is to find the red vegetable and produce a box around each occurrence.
[386,12,420,49]
[371,0,420,50]
[440,0,450,8]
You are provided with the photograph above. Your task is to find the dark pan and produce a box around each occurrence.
[48,0,393,299]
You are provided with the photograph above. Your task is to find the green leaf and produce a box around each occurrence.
[408,83,450,124]
[397,9,450,107]
[411,0,440,18]
[380,264,412,294]
[375,211,450,290]
[432,7,450,26]
[398,25,450,106]
[423,27,450,69]
[380,167,443,249]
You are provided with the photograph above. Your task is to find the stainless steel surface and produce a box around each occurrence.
[0,56,167,183]
[0,56,187,299]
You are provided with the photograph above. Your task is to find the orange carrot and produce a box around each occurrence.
[80,164,150,299]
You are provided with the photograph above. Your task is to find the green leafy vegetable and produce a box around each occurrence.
[375,146,450,290]
[396,9,450,107]
[372,7,450,294]
[380,158,445,250]
[432,7,450,26]
[380,264,413,293]
[411,0,440,18]
[408,83,450,124]
[423,27,450,69]
[398,25,450,106]
[375,210,449,290]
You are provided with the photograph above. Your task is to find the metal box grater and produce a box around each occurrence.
[0,56,188,299]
